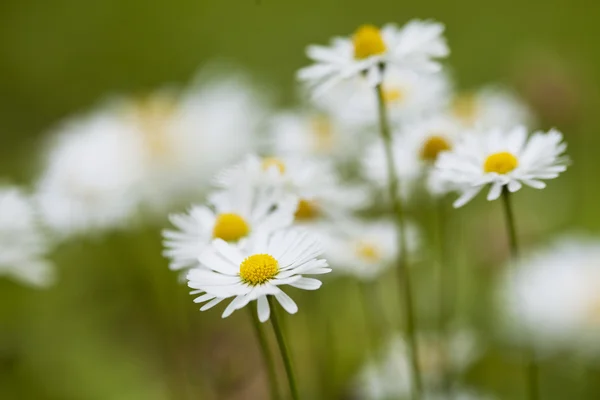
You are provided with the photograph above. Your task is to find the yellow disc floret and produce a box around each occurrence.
[310,116,334,151]
[484,152,519,174]
[212,213,250,242]
[382,87,405,103]
[295,199,319,221]
[353,25,387,60]
[239,254,279,285]
[355,241,381,262]
[262,157,286,174]
[420,135,452,162]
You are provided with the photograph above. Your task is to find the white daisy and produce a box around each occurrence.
[450,86,533,130]
[323,219,419,281]
[187,228,331,322]
[297,20,449,97]
[36,107,145,237]
[315,67,451,127]
[162,176,297,272]
[435,126,568,208]
[500,235,600,357]
[214,154,369,223]
[0,187,54,287]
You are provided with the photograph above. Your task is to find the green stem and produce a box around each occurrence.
[501,188,540,400]
[268,296,299,400]
[248,308,280,400]
[375,83,423,400]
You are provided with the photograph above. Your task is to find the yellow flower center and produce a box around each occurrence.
[239,254,279,285]
[420,135,452,162]
[294,199,319,221]
[451,93,478,125]
[355,241,381,262]
[353,25,387,60]
[483,152,519,174]
[212,213,250,242]
[382,87,405,104]
[128,95,177,160]
[262,157,286,174]
[310,116,335,151]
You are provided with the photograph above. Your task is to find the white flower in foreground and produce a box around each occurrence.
[297,20,449,96]
[316,67,451,127]
[163,177,297,271]
[501,236,600,357]
[0,188,54,287]
[324,219,419,281]
[357,331,480,399]
[450,87,533,130]
[36,109,145,237]
[187,229,330,321]
[215,154,369,223]
[435,126,568,208]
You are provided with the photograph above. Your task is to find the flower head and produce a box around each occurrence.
[187,228,330,321]
[297,20,449,97]
[435,126,569,207]
[0,188,54,287]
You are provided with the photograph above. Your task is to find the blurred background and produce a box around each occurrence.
[1,0,600,399]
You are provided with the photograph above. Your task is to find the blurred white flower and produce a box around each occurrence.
[163,174,297,272]
[315,67,451,127]
[187,228,331,322]
[36,108,145,237]
[322,218,419,281]
[0,188,54,287]
[357,331,481,399]
[435,126,569,208]
[450,87,533,130]
[501,235,600,357]
[297,21,449,96]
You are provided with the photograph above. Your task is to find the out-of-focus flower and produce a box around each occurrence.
[0,187,54,287]
[316,67,451,127]
[163,174,298,272]
[500,236,600,357]
[36,109,145,237]
[187,228,331,322]
[356,331,481,399]
[435,126,569,208]
[449,87,533,130]
[323,218,418,281]
[297,20,449,96]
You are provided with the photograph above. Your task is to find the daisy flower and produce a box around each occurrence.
[500,235,600,357]
[163,174,298,272]
[450,86,533,130]
[297,20,449,96]
[435,126,568,208]
[323,219,419,281]
[187,228,331,322]
[0,187,54,287]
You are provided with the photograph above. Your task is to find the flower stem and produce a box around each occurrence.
[375,83,423,400]
[268,296,299,400]
[501,188,540,400]
[247,307,280,400]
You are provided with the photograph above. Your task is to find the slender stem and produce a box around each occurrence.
[375,83,423,399]
[268,296,299,400]
[247,308,280,400]
[501,188,540,400]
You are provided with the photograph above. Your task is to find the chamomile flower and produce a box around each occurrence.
[163,176,298,272]
[0,188,54,287]
[297,20,449,97]
[450,87,533,130]
[215,154,369,223]
[500,236,600,357]
[324,219,419,281]
[357,331,480,399]
[36,108,145,237]
[435,126,568,208]
[315,67,451,127]
[187,228,330,322]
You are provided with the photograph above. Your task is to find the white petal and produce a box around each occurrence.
[200,297,225,311]
[213,239,245,265]
[508,180,522,192]
[257,295,270,322]
[453,187,482,208]
[487,182,504,201]
[274,290,298,314]
[288,277,322,291]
